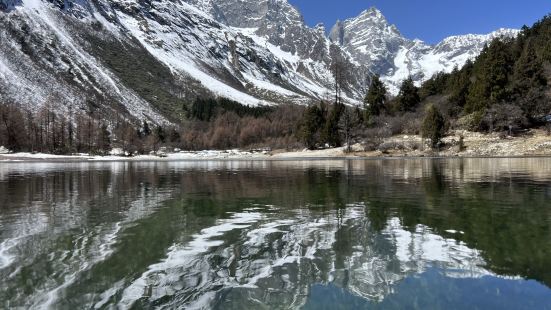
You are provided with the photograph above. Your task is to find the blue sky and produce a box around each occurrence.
[287,0,551,44]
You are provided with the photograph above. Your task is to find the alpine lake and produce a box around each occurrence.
[1,158,551,309]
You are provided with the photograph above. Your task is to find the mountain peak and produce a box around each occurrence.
[314,22,326,34]
[358,7,384,19]
[350,7,388,24]
[335,6,402,39]
[329,6,404,52]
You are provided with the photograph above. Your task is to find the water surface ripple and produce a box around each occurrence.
[1,159,551,309]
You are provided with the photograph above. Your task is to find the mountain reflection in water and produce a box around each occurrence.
[0,158,550,309]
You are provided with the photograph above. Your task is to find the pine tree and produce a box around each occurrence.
[543,40,551,62]
[465,77,488,114]
[465,39,513,114]
[398,77,420,112]
[448,61,473,108]
[155,125,166,144]
[300,104,325,149]
[422,105,445,149]
[511,40,549,119]
[513,41,546,93]
[486,40,513,104]
[420,72,449,99]
[364,75,387,119]
[169,127,181,144]
[323,103,344,147]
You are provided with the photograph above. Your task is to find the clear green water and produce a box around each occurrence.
[1,159,551,309]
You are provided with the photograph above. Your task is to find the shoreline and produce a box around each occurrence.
[1,129,551,163]
[2,152,551,163]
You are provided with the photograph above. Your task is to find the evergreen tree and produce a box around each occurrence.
[354,106,364,126]
[448,61,473,108]
[169,127,181,144]
[511,41,549,118]
[323,103,344,147]
[398,77,420,112]
[364,75,387,119]
[512,41,546,93]
[420,72,449,99]
[486,40,513,103]
[465,77,488,114]
[300,104,325,149]
[543,41,551,62]
[155,125,166,144]
[465,39,514,114]
[422,105,446,149]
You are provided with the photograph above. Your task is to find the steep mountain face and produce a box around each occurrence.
[0,0,518,125]
[329,7,519,93]
[330,8,406,75]
[181,0,365,99]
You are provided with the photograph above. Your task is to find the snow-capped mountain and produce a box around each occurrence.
[0,0,517,125]
[329,7,519,94]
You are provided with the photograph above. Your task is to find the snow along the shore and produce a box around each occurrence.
[0,150,272,161]
[1,129,551,162]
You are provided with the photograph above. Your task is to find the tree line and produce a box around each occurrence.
[417,15,551,132]
[0,104,109,154]
[0,99,304,154]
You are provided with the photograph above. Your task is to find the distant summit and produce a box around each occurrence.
[328,6,518,93]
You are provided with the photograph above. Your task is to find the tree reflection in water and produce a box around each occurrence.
[0,159,550,309]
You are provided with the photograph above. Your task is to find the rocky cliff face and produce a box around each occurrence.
[0,0,518,125]
[329,7,518,93]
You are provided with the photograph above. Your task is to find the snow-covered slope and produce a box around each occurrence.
[0,1,518,124]
[329,7,519,94]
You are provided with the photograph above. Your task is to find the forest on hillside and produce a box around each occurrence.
[1,15,551,155]
[300,14,551,151]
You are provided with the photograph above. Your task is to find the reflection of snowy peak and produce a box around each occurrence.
[329,8,518,93]
[0,0,517,125]
[120,205,494,309]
